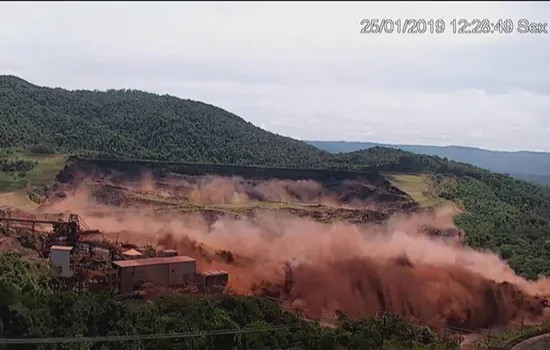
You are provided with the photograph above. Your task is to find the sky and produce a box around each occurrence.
[1,1,549,152]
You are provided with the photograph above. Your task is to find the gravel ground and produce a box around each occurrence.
[511,333,550,350]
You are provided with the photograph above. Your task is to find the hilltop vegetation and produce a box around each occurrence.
[0,75,327,167]
[384,174,450,209]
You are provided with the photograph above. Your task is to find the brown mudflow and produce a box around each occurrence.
[23,173,550,331]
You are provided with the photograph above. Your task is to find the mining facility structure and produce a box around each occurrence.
[0,213,229,296]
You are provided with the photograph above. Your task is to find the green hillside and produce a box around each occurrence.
[0,75,328,167]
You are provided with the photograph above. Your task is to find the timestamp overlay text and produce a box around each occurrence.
[359,18,548,35]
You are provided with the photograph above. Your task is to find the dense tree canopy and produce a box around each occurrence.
[0,76,328,167]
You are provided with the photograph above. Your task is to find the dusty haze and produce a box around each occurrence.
[61,171,410,212]
[33,176,550,330]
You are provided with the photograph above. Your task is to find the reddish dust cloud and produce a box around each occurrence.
[67,171,401,210]
[40,176,550,330]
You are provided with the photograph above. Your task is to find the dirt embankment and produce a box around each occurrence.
[55,157,419,212]
[45,157,425,234]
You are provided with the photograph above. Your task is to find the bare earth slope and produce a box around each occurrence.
[53,156,420,217]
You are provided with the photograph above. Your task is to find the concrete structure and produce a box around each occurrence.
[112,256,197,293]
[49,245,74,278]
[194,269,229,292]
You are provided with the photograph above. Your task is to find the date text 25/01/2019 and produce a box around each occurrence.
[360,19,548,34]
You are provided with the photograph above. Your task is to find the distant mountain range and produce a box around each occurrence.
[305,141,550,185]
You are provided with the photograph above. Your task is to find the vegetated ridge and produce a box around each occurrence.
[306,140,550,185]
[0,75,328,167]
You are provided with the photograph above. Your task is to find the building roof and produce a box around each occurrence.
[112,255,196,268]
[196,269,229,276]
[50,245,73,251]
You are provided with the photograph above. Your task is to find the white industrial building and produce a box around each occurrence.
[49,245,74,278]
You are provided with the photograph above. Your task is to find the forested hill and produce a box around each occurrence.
[307,140,550,184]
[0,75,328,167]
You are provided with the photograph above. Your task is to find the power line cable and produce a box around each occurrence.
[0,324,301,345]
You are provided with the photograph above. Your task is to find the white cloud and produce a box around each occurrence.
[0,1,549,151]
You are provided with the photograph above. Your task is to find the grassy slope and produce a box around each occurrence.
[0,150,67,192]
[20,152,67,186]
[384,173,449,209]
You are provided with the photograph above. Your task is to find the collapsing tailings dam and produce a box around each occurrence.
[22,158,550,331]
[54,156,419,213]
[40,186,550,332]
